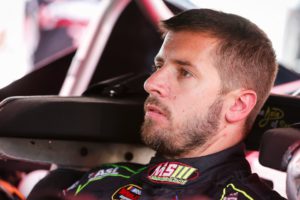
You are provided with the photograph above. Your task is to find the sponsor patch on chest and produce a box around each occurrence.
[112,184,142,200]
[147,162,199,185]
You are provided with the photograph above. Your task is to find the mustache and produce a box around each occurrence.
[144,96,171,119]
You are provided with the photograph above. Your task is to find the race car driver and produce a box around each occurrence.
[29,8,286,200]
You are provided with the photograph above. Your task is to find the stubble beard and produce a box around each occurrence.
[141,96,223,158]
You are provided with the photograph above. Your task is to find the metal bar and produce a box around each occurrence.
[0,137,155,168]
[59,0,131,96]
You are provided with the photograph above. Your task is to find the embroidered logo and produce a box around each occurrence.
[112,184,142,200]
[147,162,199,185]
[74,167,120,195]
[88,167,119,179]
[258,107,289,128]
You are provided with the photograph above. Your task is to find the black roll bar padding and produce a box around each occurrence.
[0,96,144,142]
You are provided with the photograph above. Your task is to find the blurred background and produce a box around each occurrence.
[1,0,300,89]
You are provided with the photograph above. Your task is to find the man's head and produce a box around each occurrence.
[142,9,277,158]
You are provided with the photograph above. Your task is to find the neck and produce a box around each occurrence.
[175,126,244,159]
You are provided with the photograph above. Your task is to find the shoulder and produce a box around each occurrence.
[64,162,147,195]
[220,173,286,200]
[76,162,147,183]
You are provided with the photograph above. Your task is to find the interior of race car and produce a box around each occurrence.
[0,0,300,199]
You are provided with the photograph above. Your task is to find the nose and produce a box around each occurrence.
[144,68,170,98]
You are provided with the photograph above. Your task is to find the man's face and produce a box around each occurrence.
[142,31,224,158]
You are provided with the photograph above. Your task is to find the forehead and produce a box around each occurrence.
[157,31,219,61]
[156,31,220,79]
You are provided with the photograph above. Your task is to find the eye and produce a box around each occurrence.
[179,68,192,78]
[152,64,162,72]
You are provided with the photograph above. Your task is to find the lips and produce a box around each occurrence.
[145,104,167,120]
[146,104,164,114]
[144,96,171,122]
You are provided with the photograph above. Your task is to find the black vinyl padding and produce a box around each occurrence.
[0,96,144,144]
[0,92,299,150]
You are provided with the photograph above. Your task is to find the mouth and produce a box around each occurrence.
[145,104,167,120]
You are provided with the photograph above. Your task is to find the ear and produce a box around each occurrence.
[225,90,257,123]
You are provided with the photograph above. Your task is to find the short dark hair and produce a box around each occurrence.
[160,9,277,133]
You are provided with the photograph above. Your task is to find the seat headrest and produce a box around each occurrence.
[259,127,300,171]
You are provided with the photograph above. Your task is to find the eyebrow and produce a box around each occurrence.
[174,59,197,69]
[155,56,196,67]
[154,56,200,75]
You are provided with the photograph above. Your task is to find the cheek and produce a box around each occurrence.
[170,83,221,117]
[173,98,200,118]
[174,93,218,118]
[171,94,177,101]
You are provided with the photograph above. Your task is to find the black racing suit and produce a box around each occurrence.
[59,143,285,200]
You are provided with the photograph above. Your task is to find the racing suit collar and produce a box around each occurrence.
[150,143,245,170]
[144,143,249,186]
